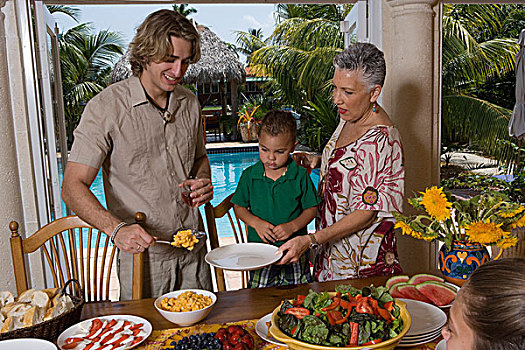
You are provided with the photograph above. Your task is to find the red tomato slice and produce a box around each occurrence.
[86,319,103,338]
[131,336,143,346]
[363,338,383,345]
[284,307,310,319]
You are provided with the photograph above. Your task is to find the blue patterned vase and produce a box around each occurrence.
[438,241,490,286]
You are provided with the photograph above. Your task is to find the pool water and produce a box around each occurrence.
[61,151,319,238]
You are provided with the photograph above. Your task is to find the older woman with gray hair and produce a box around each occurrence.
[279,42,405,282]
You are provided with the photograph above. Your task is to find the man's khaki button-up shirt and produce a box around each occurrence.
[69,76,207,255]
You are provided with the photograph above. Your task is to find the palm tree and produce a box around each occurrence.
[234,28,266,64]
[172,4,197,17]
[59,23,124,143]
[442,4,520,166]
[248,4,352,107]
[47,5,80,22]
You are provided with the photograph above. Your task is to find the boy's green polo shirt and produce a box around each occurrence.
[231,157,320,246]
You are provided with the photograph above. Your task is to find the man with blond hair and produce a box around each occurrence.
[62,9,213,299]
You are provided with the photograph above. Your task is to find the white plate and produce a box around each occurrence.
[57,314,152,350]
[255,313,287,347]
[399,298,447,336]
[397,333,441,347]
[205,243,283,271]
[436,339,447,350]
[402,328,442,341]
[400,329,441,344]
[0,338,57,350]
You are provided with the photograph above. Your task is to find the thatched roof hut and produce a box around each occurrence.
[184,25,245,84]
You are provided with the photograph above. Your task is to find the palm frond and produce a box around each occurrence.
[47,5,80,22]
[442,94,514,165]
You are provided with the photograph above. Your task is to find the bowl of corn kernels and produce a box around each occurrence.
[154,289,217,326]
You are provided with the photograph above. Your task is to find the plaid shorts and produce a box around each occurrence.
[248,252,313,288]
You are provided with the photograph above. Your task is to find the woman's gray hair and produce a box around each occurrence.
[333,42,386,90]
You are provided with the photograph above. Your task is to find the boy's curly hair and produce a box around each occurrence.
[258,110,297,140]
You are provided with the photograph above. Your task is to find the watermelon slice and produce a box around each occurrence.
[397,283,434,303]
[408,273,444,285]
[385,275,409,290]
[388,282,406,299]
[416,281,457,307]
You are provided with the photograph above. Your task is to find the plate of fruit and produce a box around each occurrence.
[386,273,459,308]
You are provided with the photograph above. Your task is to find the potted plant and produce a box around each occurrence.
[237,105,261,143]
[394,187,525,285]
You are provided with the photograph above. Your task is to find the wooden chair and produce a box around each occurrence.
[204,193,249,291]
[204,112,221,141]
[8,213,145,301]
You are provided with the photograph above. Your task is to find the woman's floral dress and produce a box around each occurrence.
[314,121,405,282]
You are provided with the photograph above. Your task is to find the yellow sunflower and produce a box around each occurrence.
[510,214,525,229]
[465,219,506,245]
[499,205,525,218]
[420,186,452,221]
[395,221,423,239]
[497,236,518,250]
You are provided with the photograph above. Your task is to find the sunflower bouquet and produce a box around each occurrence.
[393,186,525,251]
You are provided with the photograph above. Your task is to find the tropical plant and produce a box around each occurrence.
[298,96,339,152]
[172,4,197,17]
[234,28,267,64]
[47,5,80,21]
[247,4,351,107]
[237,105,261,129]
[59,23,124,144]
[442,4,521,166]
[394,187,524,252]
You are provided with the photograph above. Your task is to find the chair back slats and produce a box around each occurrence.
[78,227,85,296]
[57,232,72,283]
[92,231,102,301]
[49,237,66,287]
[68,228,79,286]
[226,212,240,244]
[41,244,59,288]
[104,246,117,301]
[204,193,249,291]
[9,215,144,301]
[99,235,110,300]
[86,228,93,301]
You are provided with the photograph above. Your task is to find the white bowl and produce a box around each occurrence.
[154,289,217,326]
[0,338,56,350]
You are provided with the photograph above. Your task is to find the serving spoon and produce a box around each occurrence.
[155,230,207,245]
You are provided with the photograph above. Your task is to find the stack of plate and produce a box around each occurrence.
[398,298,447,347]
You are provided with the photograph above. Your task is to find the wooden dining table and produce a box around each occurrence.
[81,275,445,349]
[82,276,391,328]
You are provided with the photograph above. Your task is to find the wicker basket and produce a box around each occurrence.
[0,280,84,342]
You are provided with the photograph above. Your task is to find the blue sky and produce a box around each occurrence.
[52,4,276,51]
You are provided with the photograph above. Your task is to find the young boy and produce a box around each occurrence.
[231,110,320,288]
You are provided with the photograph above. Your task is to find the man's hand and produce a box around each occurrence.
[254,220,276,244]
[114,224,156,254]
[179,178,213,207]
[272,222,295,241]
[276,235,310,264]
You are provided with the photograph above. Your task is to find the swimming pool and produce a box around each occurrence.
[61,151,319,238]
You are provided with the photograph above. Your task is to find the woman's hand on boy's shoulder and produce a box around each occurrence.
[292,152,321,169]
